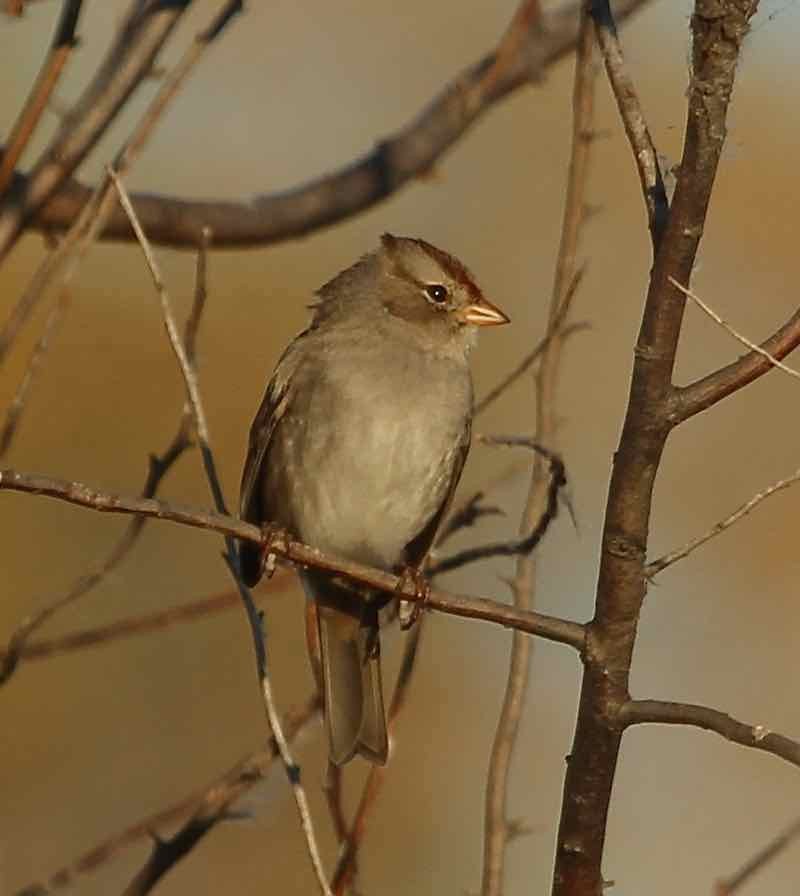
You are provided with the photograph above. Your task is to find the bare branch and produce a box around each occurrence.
[646,466,800,577]
[0,468,586,650]
[0,0,85,195]
[483,9,595,893]
[589,0,668,249]
[553,4,760,894]
[715,815,800,895]
[12,0,654,250]
[17,695,321,896]
[618,699,800,769]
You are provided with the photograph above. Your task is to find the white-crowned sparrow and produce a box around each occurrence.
[239,233,509,765]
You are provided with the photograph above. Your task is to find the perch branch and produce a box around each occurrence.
[0,468,586,650]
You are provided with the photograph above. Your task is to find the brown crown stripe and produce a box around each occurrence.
[413,238,484,302]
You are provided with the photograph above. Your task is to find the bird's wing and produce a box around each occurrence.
[238,332,307,583]
[403,414,472,570]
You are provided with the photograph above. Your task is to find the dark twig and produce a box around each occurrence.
[482,10,595,893]
[111,169,332,896]
[618,700,800,769]
[17,695,321,896]
[430,440,566,578]
[715,815,800,895]
[589,0,668,250]
[0,0,84,195]
[0,468,586,651]
[553,5,761,894]
[15,0,654,250]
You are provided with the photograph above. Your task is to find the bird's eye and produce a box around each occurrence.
[425,284,449,304]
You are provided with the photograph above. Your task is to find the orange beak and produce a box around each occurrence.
[461,297,511,327]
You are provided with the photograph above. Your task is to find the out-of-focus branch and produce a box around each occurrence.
[0,0,84,195]
[552,4,761,894]
[714,815,800,895]
[9,0,655,250]
[0,0,242,371]
[482,10,595,894]
[16,695,321,896]
[110,169,332,896]
[590,0,667,249]
[0,468,586,650]
[0,0,191,262]
[618,700,800,769]
[646,466,800,578]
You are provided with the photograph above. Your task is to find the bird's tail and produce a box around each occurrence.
[307,576,388,765]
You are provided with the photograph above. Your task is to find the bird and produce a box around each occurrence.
[239,233,509,765]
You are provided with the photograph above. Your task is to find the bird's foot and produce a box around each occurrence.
[396,566,430,630]
[258,522,291,580]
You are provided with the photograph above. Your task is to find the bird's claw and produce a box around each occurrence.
[258,522,290,580]
[396,566,430,630]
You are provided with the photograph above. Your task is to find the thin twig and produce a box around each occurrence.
[482,8,595,892]
[18,695,321,896]
[474,269,588,417]
[674,276,800,381]
[715,815,800,895]
[618,699,800,769]
[0,279,71,458]
[0,467,587,650]
[110,169,333,896]
[646,467,800,577]
[0,0,84,195]
[17,0,654,250]
[0,574,294,668]
[589,0,667,249]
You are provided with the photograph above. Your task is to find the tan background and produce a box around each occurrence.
[2,1,800,893]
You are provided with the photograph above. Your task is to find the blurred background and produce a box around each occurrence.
[2,1,800,893]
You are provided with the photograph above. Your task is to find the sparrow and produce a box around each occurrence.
[239,233,509,765]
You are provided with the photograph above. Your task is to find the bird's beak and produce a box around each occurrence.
[461,297,511,327]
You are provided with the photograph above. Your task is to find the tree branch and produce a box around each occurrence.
[0,468,586,650]
[9,0,654,250]
[618,699,800,769]
[552,4,760,893]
